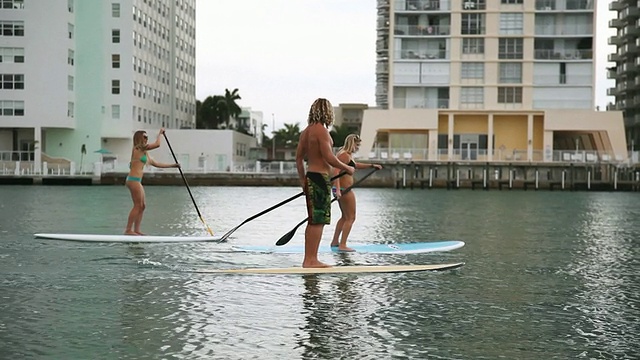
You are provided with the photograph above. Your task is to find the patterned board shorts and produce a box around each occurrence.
[304,172,332,225]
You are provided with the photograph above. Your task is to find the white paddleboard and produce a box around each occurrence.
[233,241,465,254]
[194,262,465,275]
[34,233,222,243]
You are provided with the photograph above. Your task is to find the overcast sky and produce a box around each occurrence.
[195,0,615,132]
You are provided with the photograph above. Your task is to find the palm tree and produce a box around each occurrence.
[223,88,242,128]
[330,123,355,148]
[273,122,301,148]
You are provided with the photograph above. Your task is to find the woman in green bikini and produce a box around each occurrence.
[330,134,382,251]
[125,128,180,235]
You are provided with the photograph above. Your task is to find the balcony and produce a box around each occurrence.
[609,53,621,62]
[396,49,449,60]
[609,19,625,28]
[535,24,594,36]
[534,49,592,60]
[609,35,624,46]
[608,68,617,79]
[609,1,624,11]
[607,87,617,96]
[535,0,555,10]
[394,24,450,36]
[395,0,451,11]
[621,6,640,19]
[565,0,593,11]
[462,0,485,10]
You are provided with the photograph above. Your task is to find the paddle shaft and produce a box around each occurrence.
[275,167,379,246]
[218,171,348,241]
[162,133,214,236]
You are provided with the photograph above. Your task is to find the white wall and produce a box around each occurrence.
[533,87,592,109]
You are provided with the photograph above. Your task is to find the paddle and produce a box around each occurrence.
[162,133,214,236]
[275,167,379,246]
[217,171,348,242]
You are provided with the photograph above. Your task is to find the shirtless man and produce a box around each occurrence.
[296,98,355,268]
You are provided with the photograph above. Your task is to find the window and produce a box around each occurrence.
[1,0,24,9]
[460,87,484,105]
[112,3,120,17]
[498,87,522,103]
[112,54,120,68]
[462,38,484,54]
[0,100,24,116]
[68,23,74,39]
[68,49,74,65]
[560,62,566,84]
[1,21,24,36]
[68,75,74,91]
[499,63,522,83]
[461,62,484,79]
[499,13,523,35]
[461,14,485,35]
[112,29,120,43]
[68,0,73,12]
[0,47,24,63]
[501,0,523,3]
[0,74,24,89]
[111,80,120,94]
[498,38,523,59]
[67,102,74,118]
[111,105,120,119]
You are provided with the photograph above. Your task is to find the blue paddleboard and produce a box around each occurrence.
[232,241,465,255]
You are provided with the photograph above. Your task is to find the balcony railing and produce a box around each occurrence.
[393,99,450,109]
[359,148,630,164]
[396,0,451,11]
[535,24,595,36]
[396,49,449,60]
[534,49,592,60]
[536,0,593,10]
[394,24,450,36]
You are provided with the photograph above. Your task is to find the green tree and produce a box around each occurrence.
[223,88,242,128]
[273,122,301,148]
[330,123,355,148]
[196,89,243,129]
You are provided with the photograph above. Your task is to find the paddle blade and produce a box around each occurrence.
[275,227,298,246]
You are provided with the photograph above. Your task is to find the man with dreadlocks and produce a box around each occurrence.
[296,98,355,268]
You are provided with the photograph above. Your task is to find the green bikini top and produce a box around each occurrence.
[129,153,148,168]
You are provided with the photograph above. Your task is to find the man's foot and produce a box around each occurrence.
[134,231,145,236]
[330,243,339,247]
[124,231,139,236]
[302,260,332,268]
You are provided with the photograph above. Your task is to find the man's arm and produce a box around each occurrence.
[318,131,354,175]
[295,129,308,190]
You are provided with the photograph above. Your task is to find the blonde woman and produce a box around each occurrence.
[330,134,382,251]
[124,128,180,235]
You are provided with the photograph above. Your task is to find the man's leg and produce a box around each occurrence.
[302,223,330,268]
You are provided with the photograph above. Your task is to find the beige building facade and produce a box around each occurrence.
[364,0,627,163]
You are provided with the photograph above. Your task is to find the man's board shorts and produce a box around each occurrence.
[304,172,331,225]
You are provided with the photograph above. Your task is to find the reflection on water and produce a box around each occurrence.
[0,186,639,359]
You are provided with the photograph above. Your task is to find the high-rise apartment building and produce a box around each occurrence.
[0,0,196,168]
[608,0,639,149]
[376,0,595,111]
[363,0,627,163]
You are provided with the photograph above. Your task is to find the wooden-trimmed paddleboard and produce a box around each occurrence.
[34,233,222,243]
[233,241,465,254]
[194,262,464,275]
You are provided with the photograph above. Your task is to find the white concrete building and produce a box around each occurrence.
[0,0,196,173]
[234,107,264,147]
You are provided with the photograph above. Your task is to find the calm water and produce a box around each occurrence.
[0,185,638,359]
